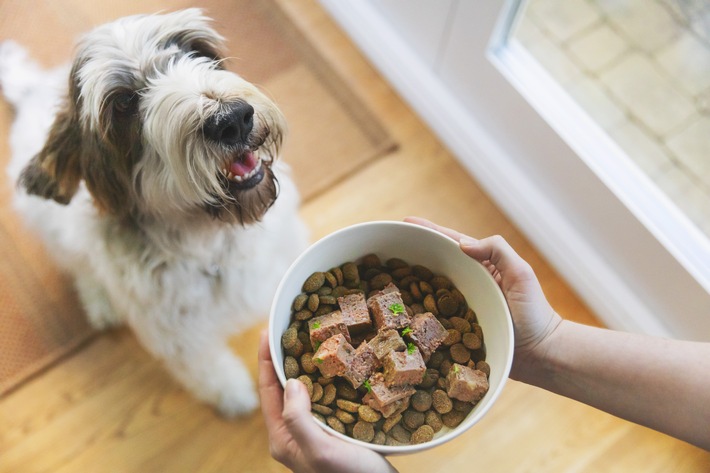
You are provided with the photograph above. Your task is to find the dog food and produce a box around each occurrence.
[281,254,490,446]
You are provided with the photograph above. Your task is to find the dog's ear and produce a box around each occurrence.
[19,100,82,205]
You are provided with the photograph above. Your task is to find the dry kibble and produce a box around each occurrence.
[402,410,425,430]
[297,375,314,398]
[430,275,452,291]
[372,430,387,445]
[322,383,337,405]
[425,410,443,432]
[307,293,320,312]
[476,360,491,377]
[437,294,459,316]
[324,271,338,288]
[312,412,325,424]
[390,424,412,443]
[319,295,337,306]
[419,281,434,296]
[336,399,361,413]
[362,253,382,269]
[432,389,453,414]
[443,328,462,347]
[300,352,317,374]
[463,332,482,350]
[450,343,472,364]
[410,425,435,444]
[281,326,298,349]
[335,409,356,424]
[352,421,376,442]
[382,413,403,433]
[423,294,439,316]
[312,403,333,416]
[284,356,300,379]
[369,272,393,290]
[284,337,304,358]
[442,410,467,428]
[412,265,434,281]
[342,262,359,282]
[311,382,324,403]
[411,390,433,412]
[336,383,358,401]
[409,282,423,301]
[358,405,382,423]
[428,352,444,369]
[450,317,472,333]
[326,416,346,434]
[294,309,313,321]
[386,257,408,269]
[303,272,326,293]
[453,399,474,414]
[292,293,308,311]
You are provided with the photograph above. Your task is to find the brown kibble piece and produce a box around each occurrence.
[425,410,443,432]
[476,360,491,377]
[281,326,298,349]
[423,294,439,315]
[297,375,314,398]
[284,356,300,379]
[437,294,459,317]
[322,383,337,405]
[303,272,326,293]
[352,421,376,442]
[358,405,382,423]
[450,317,472,334]
[432,389,453,414]
[342,262,359,282]
[307,293,320,312]
[312,403,333,416]
[382,413,403,433]
[462,332,482,350]
[443,329,461,347]
[311,383,324,403]
[410,425,435,444]
[326,416,346,434]
[372,430,386,445]
[300,352,317,374]
[293,293,308,311]
[410,390,433,412]
[402,410,425,430]
[450,343,472,364]
[335,409,356,424]
[442,410,467,428]
[370,272,393,290]
[412,265,434,281]
[389,424,412,443]
[336,399,361,413]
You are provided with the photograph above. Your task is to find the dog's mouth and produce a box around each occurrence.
[221,150,265,190]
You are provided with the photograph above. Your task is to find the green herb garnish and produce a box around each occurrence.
[389,303,405,315]
[401,326,413,336]
[363,379,372,393]
[314,357,324,364]
[312,321,321,329]
[407,342,416,355]
[313,341,321,351]
[453,364,460,374]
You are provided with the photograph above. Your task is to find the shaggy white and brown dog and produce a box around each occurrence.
[0,9,308,416]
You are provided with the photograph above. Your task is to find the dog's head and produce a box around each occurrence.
[20,9,286,225]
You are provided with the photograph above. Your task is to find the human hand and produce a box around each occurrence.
[404,217,562,382]
[258,332,399,473]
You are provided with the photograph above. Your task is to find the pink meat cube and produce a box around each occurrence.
[343,342,379,389]
[367,291,410,330]
[406,312,448,360]
[308,310,350,348]
[312,334,355,378]
[445,363,489,403]
[382,346,426,387]
[367,329,406,361]
[362,373,415,418]
[338,293,372,334]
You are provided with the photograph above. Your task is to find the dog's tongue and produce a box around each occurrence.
[230,151,257,177]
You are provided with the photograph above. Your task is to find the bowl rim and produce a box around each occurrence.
[268,220,514,454]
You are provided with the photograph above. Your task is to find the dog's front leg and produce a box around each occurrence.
[130,319,259,417]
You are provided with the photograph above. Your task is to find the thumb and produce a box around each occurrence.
[282,378,328,449]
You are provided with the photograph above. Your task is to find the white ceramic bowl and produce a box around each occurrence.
[268,221,514,455]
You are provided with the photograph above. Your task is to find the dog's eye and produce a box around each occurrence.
[114,92,137,114]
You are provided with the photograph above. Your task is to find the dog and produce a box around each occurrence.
[0,9,308,416]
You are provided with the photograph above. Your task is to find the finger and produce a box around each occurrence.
[281,378,331,452]
[257,330,286,438]
[404,216,469,243]
[460,235,528,278]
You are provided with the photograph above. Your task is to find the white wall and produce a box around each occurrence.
[318,0,710,340]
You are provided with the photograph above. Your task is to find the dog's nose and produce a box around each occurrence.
[203,101,254,146]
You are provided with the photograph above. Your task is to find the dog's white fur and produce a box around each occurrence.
[0,9,308,416]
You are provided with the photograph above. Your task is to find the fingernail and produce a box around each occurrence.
[284,378,302,400]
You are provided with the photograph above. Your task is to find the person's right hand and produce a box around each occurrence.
[404,217,562,382]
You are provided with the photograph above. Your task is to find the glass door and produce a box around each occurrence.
[489,0,710,293]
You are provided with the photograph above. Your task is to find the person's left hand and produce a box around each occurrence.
[258,331,399,473]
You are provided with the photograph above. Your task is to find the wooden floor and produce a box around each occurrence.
[1,0,709,471]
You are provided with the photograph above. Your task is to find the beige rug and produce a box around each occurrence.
[0,0,395,395]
